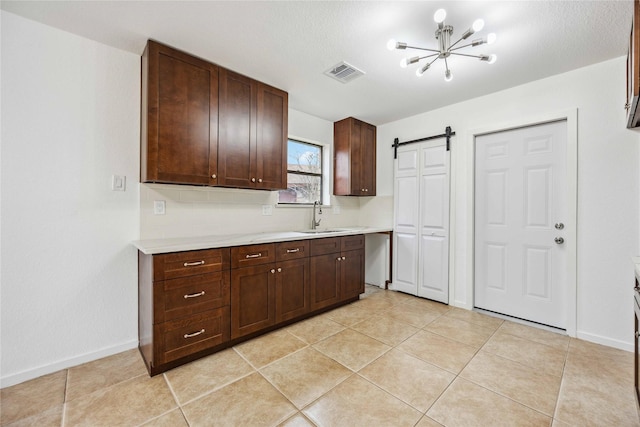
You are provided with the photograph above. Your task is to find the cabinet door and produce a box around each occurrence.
[341,249,365,300]
[256,84,288,190]
[218,68,256,188]
[310,253,341,310]
[350,120,364,195]
[276,258,310,323]
[333,117,376,196]
[360,123,376,195]
[143,41,218,185]
[231,264,275,339]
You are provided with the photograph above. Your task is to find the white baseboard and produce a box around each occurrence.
[1,339,139,389]
[576,330,633,353]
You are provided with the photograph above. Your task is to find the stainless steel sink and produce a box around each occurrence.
[297,229,342,234]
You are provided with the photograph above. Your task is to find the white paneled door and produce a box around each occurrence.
[393,140,450,303]
[474,120,567,329]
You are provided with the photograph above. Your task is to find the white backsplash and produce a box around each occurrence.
[139,183,372,239]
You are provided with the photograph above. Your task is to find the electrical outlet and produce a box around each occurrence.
[111,175,126,191]
[154,200,166,215]
[262,205,273,216]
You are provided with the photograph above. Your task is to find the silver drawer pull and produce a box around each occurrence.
[245,253,262,259]
[286,248,300,253]
[183,261,205,267]
[184,291,205,299]
[184,329,205,339]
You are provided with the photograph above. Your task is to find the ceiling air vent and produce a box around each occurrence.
[324,61,365,84]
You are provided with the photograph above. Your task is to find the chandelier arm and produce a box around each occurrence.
[426,56,440,67]
[449,52,485,59]
[448,36,466,50]
[444,57,450,72]
[405,46,441,53]
[449,43,477,52]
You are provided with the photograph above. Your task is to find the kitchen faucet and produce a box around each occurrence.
[312,201,322,230]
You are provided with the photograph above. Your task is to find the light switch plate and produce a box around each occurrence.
[262,205,273,216]
[154,200,166,215]
[111,175,126,191]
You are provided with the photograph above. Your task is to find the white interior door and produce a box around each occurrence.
[393,147,419,295]
[474,120,567,328]
[393,141,450,303]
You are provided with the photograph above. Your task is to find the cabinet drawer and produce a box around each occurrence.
[154,271,230,323]
[154,248,230,280]
[276,240,309,261]
[231,243,276,268]
[341,234,364,252]
[310,237,341,256]
[156,307,230,364]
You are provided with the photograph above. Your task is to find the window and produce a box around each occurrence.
[278,139,323,204]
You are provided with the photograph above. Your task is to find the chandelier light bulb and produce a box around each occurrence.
[487,33,497,45]
[416,68,424,77]
[445,69,453,82]
[387,39,397,51]
[472,19,485,32]
[488,54,497,64]
[400,58,409,68]
[434,8,447,23]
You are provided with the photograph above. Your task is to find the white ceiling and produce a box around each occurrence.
[1,1,633,125]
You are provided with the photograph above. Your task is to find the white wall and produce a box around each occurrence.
[377,57,640,351]
[1,12,141,387]
[139,109,371,239]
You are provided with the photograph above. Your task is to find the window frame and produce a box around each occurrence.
[278,138,324,205]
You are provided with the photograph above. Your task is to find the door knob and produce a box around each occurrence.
[554,237,564,244]
[555,223,564,230]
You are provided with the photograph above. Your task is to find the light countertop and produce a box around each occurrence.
[133,226,393,255]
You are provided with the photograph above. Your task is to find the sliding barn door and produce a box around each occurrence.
[393,140,450,303]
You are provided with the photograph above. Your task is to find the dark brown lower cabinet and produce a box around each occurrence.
[139,235,365,376]
[310,253,341,311]
[276,258,310,323]
[231,264,276,339]
[341,249,365,300]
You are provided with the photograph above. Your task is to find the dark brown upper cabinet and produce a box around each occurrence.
[141,40,219,185]
[218,69,288,190]
[628,0,640,128]
[141,40,288,189]
[333,117,377,196]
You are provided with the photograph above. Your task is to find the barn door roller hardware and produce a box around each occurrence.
[392,126,455,159]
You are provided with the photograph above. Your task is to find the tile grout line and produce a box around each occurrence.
[550,336,573,424]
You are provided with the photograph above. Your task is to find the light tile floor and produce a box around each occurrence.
[2,285,639,426]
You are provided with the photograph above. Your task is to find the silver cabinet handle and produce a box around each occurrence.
[277,268,282,272]
[555,237,564,244]
[211,174,217,179]
[555,223,564,230]
[245,253,262,259]
[258,178,263,183]
[183,261,205,267]
[342,256,346,260]
[184,329,205,339]
[286,248,300,253]
[184,291,205,299]
[271,269,276,274]
[337,257,342,262]
[251,178,256,183]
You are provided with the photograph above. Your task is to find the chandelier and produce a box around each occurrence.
[387,8,497,82]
